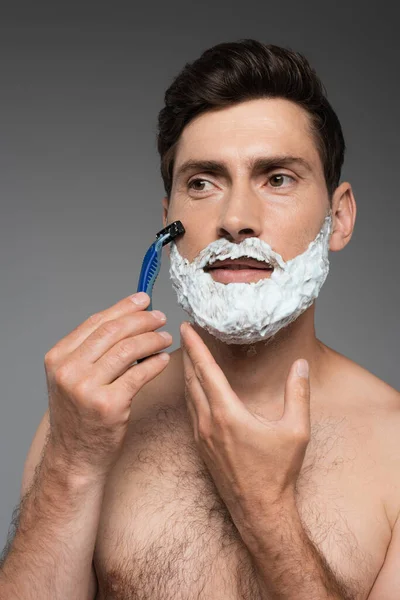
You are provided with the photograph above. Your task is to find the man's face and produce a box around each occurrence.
[163,97,331,267]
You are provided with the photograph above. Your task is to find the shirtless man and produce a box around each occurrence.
[0,39,399,600]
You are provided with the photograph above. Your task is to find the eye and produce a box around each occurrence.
[187,174,296,193]
[268,174,295,188]
[187,178,213,193]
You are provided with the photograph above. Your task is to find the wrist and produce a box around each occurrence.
[238,492,300,554]
[43,438,109,491]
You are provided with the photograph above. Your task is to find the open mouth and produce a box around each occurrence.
[206,265,273,270]
[204,261,274,283]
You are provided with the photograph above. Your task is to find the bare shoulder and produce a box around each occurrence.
[321,343,399,409]
[322,344,400,523]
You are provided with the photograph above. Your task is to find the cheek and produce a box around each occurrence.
[264,216,312,262]
[172,234,210,264]
[284,235,311,261]
[280,219,325,261]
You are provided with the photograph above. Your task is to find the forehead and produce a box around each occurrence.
[173,98,321,176]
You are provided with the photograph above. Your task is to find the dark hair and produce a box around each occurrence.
[157,39,345,202]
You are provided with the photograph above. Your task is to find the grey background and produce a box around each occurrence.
[0,2,398,548]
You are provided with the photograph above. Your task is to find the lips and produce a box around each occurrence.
[205,258,273,270]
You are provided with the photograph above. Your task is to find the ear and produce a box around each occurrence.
[329,182,357,252]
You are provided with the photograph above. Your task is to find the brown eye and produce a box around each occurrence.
[189,179,205,190]
[269,174,294,188]
[187,178,212,192]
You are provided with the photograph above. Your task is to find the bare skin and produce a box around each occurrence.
[91,328,399,600]
[92,98,400,598]
[91,99,400,600]
[8,97,400,599]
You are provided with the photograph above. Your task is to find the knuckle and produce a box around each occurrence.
[99,319,121,338]
[300,387,309,402]
[54,363,74,387]
[86,312,103,327]
[295,379,309,399]
[44,350,57,369]
[88,394,111,419]
[193,363,206,386]
[73,377,93,400]
[148,330,160,342]
[143,313,159,331]
[120,376,139,396]
[184,370,196,388]
[115,339,136,361]
[211,407,228,428]
[125,366,146,393]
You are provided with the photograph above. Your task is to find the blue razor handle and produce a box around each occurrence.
[136,235,169,312]
[136,220,185,363]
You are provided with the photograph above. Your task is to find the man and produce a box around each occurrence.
[0,39,399,599]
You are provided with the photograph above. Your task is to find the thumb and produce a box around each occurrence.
[283,359,311,436]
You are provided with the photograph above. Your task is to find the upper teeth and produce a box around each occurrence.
[208,256,272,268]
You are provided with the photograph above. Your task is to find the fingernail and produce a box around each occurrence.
[131,292,148,305]
[296,359,309,378]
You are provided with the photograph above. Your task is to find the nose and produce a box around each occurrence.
[216,182,264,243]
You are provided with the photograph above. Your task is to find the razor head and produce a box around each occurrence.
[155,220,185,247]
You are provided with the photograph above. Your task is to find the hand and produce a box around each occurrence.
[180,321,310,523]
[44,292,172,478]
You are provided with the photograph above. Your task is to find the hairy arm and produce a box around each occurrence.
[239,496,354,600]
[0,411,101,600]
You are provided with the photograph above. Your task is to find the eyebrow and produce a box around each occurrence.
[174,155,314,182]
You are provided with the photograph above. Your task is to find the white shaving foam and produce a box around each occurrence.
[169,212,333,344]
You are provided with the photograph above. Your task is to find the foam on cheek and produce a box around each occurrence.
[169,213,332,344]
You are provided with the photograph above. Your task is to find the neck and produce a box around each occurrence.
[186,304,327,407]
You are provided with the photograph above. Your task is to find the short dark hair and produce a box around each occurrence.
[157,39,345,202]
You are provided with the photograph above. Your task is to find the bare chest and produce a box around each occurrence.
[94,404,390,599]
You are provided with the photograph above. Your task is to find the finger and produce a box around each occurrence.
[109,350,170,398]
[282,359,311,437]
[70,310,167,366]
[92,330,172,385]
[49,293,152,360]
[185,392,199,442]
[180,322,243,417]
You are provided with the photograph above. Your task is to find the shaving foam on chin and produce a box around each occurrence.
[168,212,333,344]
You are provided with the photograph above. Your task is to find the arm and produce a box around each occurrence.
[366,396,400,599]
[366,510,400,599]
[238,495,353,600]
[241,495,400,600]
[179,323,400,599]
[0,292,171,600]
[179,324,353,599]
[0,410,100,600]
